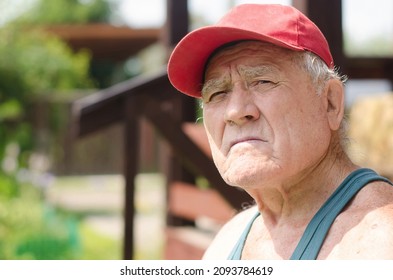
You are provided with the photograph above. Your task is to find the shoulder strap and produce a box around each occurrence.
[227,211,260,260]
[290,168,392,260]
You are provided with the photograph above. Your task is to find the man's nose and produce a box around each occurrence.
[224,85,260,126]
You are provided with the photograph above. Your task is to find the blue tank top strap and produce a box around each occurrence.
[290,168,392,260]
[227,211,260,260]
[227,168,392,260]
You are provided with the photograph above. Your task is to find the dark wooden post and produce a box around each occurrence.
[164,0,198,226]
[123,96,140,260]
[164,0,189,53]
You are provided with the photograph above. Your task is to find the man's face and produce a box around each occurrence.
[202,41,332,190]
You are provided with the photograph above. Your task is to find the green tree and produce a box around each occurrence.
[0,0,110,173]
[0,26,93,169]
[15,0,111,25]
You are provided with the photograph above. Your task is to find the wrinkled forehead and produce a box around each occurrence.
[204,41,298,80]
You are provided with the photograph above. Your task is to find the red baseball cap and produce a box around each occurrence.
[167,4,334,98]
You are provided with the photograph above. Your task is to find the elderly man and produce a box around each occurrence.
[167,4,393,259]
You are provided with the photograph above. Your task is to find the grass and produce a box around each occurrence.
[78,222,121,260]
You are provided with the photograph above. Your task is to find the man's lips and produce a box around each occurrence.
[229,137,266,149]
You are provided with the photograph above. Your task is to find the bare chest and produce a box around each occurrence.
[241,222,305,259]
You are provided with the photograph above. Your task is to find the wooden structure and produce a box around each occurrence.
[71,0,393,259]
[46,24,160,61]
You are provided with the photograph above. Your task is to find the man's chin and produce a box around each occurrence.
[222,167,262,188]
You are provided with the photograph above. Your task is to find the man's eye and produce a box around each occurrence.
[256,79,272,85]
[251,79,278,90]
[207,91,227,102]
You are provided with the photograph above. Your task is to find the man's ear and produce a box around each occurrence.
[323,79,345,131]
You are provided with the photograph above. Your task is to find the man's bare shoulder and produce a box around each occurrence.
[328,181,393,259]
[203,205,258,260]
[328,206,393,259]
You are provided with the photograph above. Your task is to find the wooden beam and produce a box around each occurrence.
[45,24,160,61]
[72,68,169,138]
[169,181,234,224]
[346,57,393,80]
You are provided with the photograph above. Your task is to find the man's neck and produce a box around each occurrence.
[249,149,357,228]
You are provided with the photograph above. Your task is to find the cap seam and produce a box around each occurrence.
[296,16,300,47]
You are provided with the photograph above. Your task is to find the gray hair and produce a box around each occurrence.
[294,51,347,94]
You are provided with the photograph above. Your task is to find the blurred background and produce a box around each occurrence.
[0,0,392,260]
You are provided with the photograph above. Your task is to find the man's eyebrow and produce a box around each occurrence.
[238,65,278,79]
[201,65,279,97]
[201,76,230,97]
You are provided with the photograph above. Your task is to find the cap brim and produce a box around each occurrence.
[167,25,304,97]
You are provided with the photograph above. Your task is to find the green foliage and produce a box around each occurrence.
[0,179,71,259]
[0,175,120,259]
[0,25,94,169]
[0,26,93,99]
[0,173,20,198]
[15,0,111,25]
[79,223,121,260]
[0,99,22,121]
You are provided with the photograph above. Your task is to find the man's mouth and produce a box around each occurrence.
[229,137,267,149]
